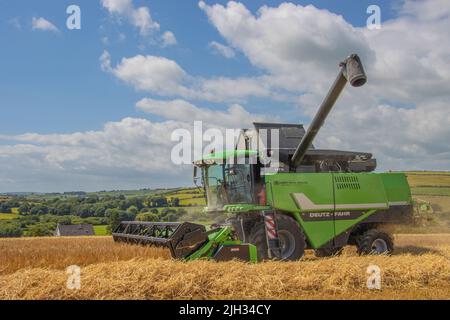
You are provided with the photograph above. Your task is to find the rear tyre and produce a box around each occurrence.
[314,247,343,258]
[357,229,394,255]
[248,214,306,261]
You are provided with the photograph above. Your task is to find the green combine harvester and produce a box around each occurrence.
[113,54,413,262]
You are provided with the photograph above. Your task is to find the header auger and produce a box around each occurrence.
[113,54,413,262]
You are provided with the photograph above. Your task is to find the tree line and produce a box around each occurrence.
[0,194,189,238]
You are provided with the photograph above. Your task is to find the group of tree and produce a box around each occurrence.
[0,193,190,238]
[14,195,181,219]
[0,213,109,237]
[0,199,21,213]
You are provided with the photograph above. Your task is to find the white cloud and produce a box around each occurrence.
[161,31,177,47]
[130,6,159,36]
[209,41,235,58]
[136,98,269,128]
[99,50,113,72]
[4,0,450,191]
[196,76,274,102]
[400,0,450,21]
[31,17,59,33]
[107,53,189,96]
[101,0,166,38]
[102,51,275,102]
[0,99,268,191]
[101,0,133,14]
[0,118,190,192]
[198,1,450,171]
[199,1,372,79]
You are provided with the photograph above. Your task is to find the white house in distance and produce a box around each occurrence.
[54,224,95,237]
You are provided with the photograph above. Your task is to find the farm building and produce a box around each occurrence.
[54,224,94,237]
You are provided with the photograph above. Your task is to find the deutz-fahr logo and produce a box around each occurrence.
[301,211,361,221]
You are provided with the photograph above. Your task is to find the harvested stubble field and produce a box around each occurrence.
[0,235,449,300]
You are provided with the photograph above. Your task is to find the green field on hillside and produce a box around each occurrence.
[164,188,206,206]
[404,172,450,233]
[0,213,18,220]
[411,187,450,196]
[93,225,108,236]
[406,172,450,196]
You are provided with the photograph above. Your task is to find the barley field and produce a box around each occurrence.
[0,234,449,300]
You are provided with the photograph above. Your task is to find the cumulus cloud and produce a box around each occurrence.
[209,41,235,58]
[161,31,177,47]
[136,98,269,128]
[4,0,450,191]
[199,1,372,80]
[198,0,450,171]
[0,118,191,192]
[99,50,113,72]
[102,51,274,102]
[99,0,450,170]
[31,17,59,33]
[107,53,189,95]
[0,100,266,191]
[100,0,177,45]
[101,0,159,36]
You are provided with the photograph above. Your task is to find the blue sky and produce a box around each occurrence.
[0,0,397,135]
[0,0,449,192]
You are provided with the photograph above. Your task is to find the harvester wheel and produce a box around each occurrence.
[314,247,343,258]
[357,229,394,255]
[248,214,306,261]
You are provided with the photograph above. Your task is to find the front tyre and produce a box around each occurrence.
[248,214,306,261]
[357,229,394,255]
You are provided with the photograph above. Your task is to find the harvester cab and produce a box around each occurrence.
[113,54,413,262]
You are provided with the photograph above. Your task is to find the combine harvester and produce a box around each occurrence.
[113,54,413,262]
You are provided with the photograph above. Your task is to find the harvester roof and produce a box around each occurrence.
[194,149,257,165]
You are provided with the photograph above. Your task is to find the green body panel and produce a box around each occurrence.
[185,226,257,263]
[333,173,388,210]
[265,172,412,249]
[265,173,335,248]
[266,173,334,212]
[185,227,232,260]
[248,243,258,262]
[379,172,412,203]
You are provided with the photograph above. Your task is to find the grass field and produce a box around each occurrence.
[411,187,450,196]
[93,225,108,236]
[0,213,18,220]
[0,208,19,220]
[406,172,450,196]
[0,234,449,300]
[407,172,450,186]
[403,172,450,233]
[165,188,206,206]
